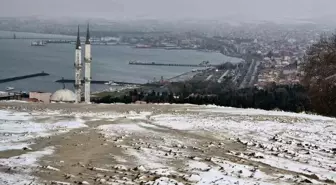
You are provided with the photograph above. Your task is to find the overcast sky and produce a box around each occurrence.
[1,0,335,21]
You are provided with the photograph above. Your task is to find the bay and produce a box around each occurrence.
[0,30,241,93]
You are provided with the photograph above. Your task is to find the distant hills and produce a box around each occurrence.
[0,16,334,36]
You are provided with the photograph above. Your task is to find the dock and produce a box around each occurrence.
[45,40,74,44]
[0,72,50,84]
[0,37,73,40]
[129,61,214,67]
[55,79,161,87]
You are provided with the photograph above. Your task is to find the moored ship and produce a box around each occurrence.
[31,41,46,46]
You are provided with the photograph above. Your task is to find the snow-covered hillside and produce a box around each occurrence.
[0,104,335,185]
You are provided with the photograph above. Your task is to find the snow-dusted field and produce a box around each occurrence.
[0,110,86,151]
[0,102,335,185]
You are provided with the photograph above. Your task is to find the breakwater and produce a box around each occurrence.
[0,72,49,84]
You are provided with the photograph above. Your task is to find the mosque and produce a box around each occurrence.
[30,24,92,104]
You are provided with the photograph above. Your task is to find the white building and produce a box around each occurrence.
[51,89,76,103]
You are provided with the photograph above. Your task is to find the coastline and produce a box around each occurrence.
[0,30,243,93]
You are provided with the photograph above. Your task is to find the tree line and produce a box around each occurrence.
[93,83,311,114]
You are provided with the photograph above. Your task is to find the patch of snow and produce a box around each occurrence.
[0,146,54,167]
[137,122,159,128]
[186,160,283,184]
[211,158,257,178]
[151,107,336,182]
[0,110,87,151]
[0,143,31,151]
[184,174,201,182]
[134,165,147,172]
[50,181,71,185]
[150,168,176,176]
[124,147,166,169]
[0,110,31,121]
[145,177,184,185]
[67,111,123,120]
[0,173,36,185]
[151,114,195,130]
[127,111,152,120]
[97,123,149,136]
[113,156,128,163]
[0,147,54,185]
[188,161,210,171]
[97,120,163,138]
[196,168,276,185]
[251,153,336,181]
[194,105,335,121]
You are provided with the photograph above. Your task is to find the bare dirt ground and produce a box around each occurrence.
[0,102,335,185]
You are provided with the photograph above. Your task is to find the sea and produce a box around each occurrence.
[0,30,241,93]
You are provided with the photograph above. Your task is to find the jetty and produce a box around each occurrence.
[0,72,50,84]
[0,37,73,40]
[45,40,74,44]
[55,79,161,87]
[129,61,214,67]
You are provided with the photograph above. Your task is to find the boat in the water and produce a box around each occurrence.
[6,87,14,91]
[135,44,152,49]
[31,41,46,46]
[104,81,120,86]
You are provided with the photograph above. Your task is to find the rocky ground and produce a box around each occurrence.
[0,102,335,185]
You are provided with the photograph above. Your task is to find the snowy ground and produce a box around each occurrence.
[0,102,335,185]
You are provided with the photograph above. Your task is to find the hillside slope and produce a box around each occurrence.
[0,102,335,185]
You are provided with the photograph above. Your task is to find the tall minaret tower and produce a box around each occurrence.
[74,26,82,103]
[84,23,92,103]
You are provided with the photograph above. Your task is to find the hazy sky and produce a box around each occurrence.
[1,0,335,21]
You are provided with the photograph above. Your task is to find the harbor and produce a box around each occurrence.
[0,30,239,95]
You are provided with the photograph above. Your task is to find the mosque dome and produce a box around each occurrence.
[51,89,76,103]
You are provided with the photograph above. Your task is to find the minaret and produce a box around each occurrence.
[84,23,92,103]
[74,26,82,103]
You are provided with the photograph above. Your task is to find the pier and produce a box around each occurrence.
[129,61,214,67]
[45,40,74,44]
[0,36,77,43]
[55,79,161,87]
[0,37,74,40]
[0,72,50,84]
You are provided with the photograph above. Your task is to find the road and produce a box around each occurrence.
[248,61,260,87]
[239,60,257,89]
[217,70,230,83]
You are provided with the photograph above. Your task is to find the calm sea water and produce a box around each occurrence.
[0,31,240,93]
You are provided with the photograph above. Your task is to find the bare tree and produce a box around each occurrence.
[302,34,336,116]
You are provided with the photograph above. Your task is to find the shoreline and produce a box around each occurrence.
[0,30,243,94]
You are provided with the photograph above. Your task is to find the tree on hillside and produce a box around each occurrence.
[302,34,336,116]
